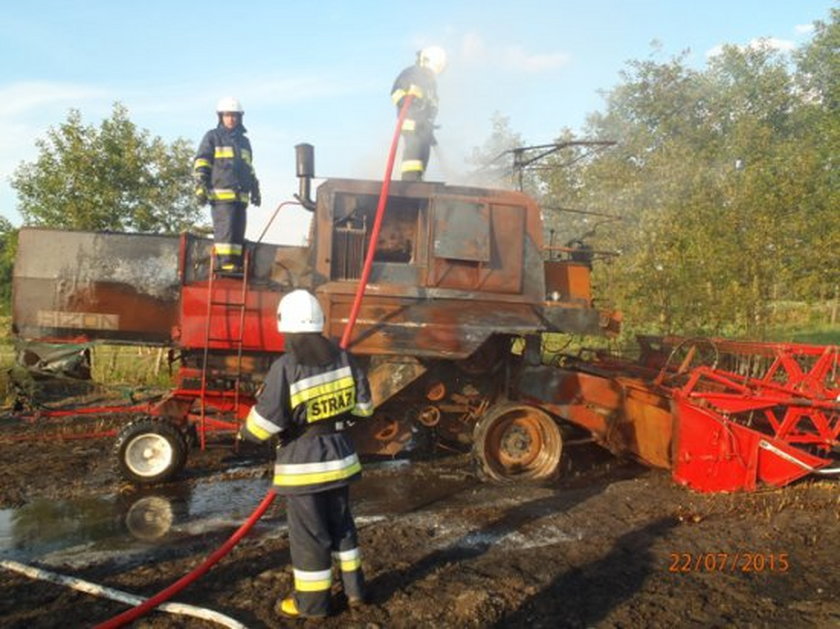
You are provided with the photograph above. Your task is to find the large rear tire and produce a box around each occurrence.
[114,418,188,485]
[473,402,563,482]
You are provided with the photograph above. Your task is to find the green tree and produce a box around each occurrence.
[536,20,838,339]
[11,103,203,233]
[0,217,17,313]
[465,112,526,188]
[792,9,840,323]
[795,8,840,112]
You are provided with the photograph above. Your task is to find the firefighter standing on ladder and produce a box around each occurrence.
[391,46,446,181]
[239,289,374,619]
[194,97,261,274]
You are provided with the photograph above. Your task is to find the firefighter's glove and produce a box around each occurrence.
[195,186,208,206]
[251,188,261,207]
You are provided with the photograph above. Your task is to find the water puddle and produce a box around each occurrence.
[0,461,476,567]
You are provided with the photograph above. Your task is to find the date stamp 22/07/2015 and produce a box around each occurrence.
[668,552,790,573]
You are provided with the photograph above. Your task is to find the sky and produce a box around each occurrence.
[0,0,833,245]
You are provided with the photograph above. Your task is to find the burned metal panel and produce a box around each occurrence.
[615,378,674,469]
[180,234,312,289]
[431,198,490,262]
[324,294,549,359]
[365,355,427,407]
[13,227,310,349]
[544,261,592,303]
[516,364,673,469]
[13,228,181,344]
[517,365,619,437]
[539,302,603,335]
[427,199,524,294]
[269,244,318,289]
[482,203,525,293]
[368,262,422,285]
[17,342,92,379]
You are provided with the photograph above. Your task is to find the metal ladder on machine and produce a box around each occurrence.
[197,251,251,450]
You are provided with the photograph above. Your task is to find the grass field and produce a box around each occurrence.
[767,324,840,345]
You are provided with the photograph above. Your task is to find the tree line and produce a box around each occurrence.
[473,9,838,340]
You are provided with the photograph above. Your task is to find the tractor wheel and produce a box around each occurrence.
[114,418,188,485]
[473,402,563,483]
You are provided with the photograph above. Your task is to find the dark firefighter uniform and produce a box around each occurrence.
[391,63,438,181]
[193,124,260,271]
[241,340,374,617]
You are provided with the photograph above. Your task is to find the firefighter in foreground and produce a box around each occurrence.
[391,45,446,181]
[194,97,261,274]
[239,289,374,618]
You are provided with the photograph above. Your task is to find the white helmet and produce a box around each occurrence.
[419,46,447,75]
[216,96,244,114]
[277,290,324,333]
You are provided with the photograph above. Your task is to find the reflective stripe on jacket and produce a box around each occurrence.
[193,124,258,204]
[390,63,438,128]
[242,343,373,495]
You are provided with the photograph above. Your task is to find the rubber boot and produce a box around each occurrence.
[275,596,328,619]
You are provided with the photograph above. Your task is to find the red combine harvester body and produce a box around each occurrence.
[12,175,838,492]
[13,176,617,484]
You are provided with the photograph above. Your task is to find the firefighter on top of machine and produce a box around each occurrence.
[193,97,261,273]
[391,45,446,181]
[239,289,374,619]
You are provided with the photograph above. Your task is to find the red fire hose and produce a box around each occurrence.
[96,96,414,629]
[95,491,276,629]
[340,95,413,349]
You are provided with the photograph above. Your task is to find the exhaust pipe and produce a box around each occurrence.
[294,143,316,211]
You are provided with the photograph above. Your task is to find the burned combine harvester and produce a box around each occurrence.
[13,166,613,485]
[14,147,837,493]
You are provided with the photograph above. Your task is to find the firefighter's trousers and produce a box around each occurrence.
[286,485,365,616]
[400,123,434,181]
[211,201,247,270]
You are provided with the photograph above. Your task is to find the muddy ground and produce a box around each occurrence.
[0,411,838,629]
